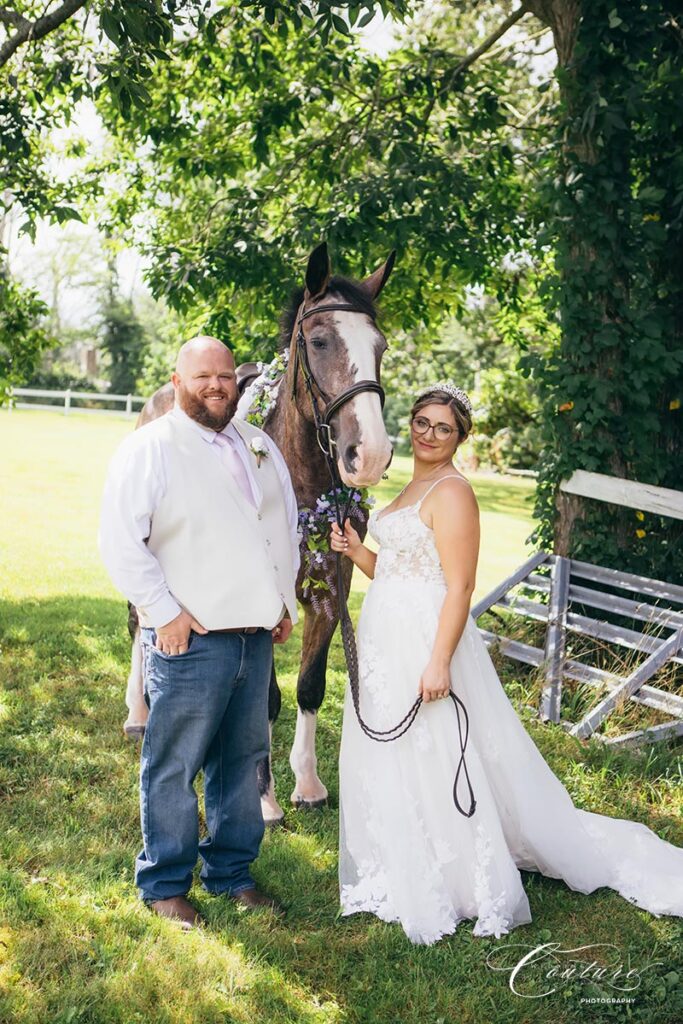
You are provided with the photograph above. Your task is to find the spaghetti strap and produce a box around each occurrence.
[417,474,466,506]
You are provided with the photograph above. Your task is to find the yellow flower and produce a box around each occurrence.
[670,398,680,411]
[635,511,645,521]
[635,529,646,539]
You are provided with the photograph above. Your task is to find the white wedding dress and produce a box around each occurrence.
[338,478,683,945]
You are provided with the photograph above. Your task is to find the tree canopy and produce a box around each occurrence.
[2,0,681,580]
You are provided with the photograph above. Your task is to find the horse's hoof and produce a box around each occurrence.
[264,815,287,830]
[124,724,146,740]
[292,797,328,811]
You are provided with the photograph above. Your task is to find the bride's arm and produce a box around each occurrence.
[329,521,377,579]
[419,480,480,702]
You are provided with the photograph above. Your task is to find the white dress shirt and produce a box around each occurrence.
[99,405,301,627]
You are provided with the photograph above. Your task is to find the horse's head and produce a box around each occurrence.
[286,243,395,488]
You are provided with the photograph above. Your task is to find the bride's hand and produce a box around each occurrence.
[419,660,451,703]
[330,520,362,557]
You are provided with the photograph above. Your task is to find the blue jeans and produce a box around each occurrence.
[135,627,273,902]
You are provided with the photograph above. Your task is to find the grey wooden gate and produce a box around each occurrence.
[471,552,683,748]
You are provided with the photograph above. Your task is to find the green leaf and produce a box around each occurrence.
[637,185,666,203]
[129,81,152,105]
[100,10,122,46]
[53,207,84,225]
[18,220,37,242]
[122,7,150,44]
[332,14,350,35]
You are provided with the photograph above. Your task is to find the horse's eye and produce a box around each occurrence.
[311,337,327,350]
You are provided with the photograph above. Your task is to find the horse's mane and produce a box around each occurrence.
[279,276,377,348]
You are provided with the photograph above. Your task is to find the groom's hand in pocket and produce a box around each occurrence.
[272,616,293,644]
[156,609,208,655]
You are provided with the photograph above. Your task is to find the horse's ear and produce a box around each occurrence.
[305,242,331,300]
[361,250,396,300]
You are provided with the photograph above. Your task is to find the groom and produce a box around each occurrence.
[99,336,300,929]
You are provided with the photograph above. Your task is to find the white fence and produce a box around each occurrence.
[8,387,147,417]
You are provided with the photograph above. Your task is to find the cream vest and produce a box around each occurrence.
[140,412,298,630]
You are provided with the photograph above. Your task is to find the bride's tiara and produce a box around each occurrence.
[416,381,473,416]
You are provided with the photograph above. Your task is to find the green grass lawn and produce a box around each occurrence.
[0,409,681,1024]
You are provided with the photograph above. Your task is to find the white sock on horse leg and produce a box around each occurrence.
[124,628,148,729]
[289,708,328,804]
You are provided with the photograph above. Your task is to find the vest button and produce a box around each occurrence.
[257,513,262,520]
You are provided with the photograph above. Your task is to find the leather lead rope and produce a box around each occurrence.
[292,299,476,818]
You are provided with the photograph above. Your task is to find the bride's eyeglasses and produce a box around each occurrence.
[411,415,456,441]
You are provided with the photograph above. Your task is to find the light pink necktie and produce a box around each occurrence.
[213,432,255,506]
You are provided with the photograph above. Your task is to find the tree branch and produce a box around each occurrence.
[0,8,31,30]
[485,24,551,62]
[411,3,534,154]
[0,0,87,68]
[448,2,533,79]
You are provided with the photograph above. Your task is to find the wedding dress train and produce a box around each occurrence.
[338,481,683,945]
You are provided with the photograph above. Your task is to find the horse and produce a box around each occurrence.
[123,241,395,823]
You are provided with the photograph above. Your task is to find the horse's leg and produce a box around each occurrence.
[257,662,285,826]
[289,604,336,808]
[123,604,147,739]
[123,627,148,738]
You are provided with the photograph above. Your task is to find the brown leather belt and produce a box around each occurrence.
[209,627,262,634]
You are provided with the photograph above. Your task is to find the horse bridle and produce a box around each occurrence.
[291,300,386,460]
[289,295,476,820]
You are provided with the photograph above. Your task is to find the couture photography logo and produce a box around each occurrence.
[485,940,665,1001]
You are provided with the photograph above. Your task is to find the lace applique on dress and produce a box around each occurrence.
[357,636,393,727]
[369,506,446,586]
[412,719,433,753]
[472,823,513,938]
[340,856,394,917]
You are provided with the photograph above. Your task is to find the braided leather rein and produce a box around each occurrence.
[291,299,476,818]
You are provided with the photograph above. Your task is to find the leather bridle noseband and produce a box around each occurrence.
[289,295,476,820]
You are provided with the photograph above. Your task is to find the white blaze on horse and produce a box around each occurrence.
[123,242,394,824]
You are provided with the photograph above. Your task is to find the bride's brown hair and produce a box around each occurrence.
[410,390,473,444]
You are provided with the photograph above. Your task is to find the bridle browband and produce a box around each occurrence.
[288,294,476,820]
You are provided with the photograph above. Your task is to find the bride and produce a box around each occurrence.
[330,382,683,946]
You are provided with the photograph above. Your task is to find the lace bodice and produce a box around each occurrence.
[368,477,463,585]
[369,504,445,585]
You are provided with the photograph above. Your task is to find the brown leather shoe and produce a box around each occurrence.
[228,887,284,916]
[149,896,203,930]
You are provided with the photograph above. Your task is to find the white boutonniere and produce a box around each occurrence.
[249,437,269,468]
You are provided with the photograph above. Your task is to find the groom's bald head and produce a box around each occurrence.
[175,335,234,376]
[172,335,238,431]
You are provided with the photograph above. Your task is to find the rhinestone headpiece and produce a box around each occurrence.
[416,381,473,416]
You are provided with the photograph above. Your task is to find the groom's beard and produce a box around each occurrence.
[176,382,238,431]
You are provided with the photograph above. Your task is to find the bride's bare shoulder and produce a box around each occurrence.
[431,474,478,513]
[438,473,476,498]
